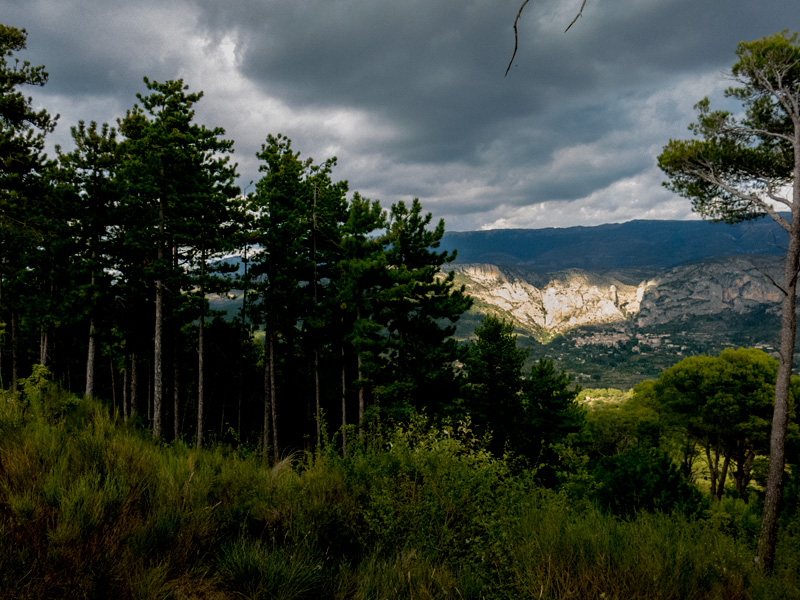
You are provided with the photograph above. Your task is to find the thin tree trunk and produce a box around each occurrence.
[196,245,206,448]
[153,195,165,438]
[737,448,756,497]
[341,343,347,459]
[131,353,138,418]
[705,445,719,501]
[237,248,248,440]
[237,329,244,440]
[173,363,180,441]
[716,453,731,500]
[315,351,321,448]
[109,354,117,411]
[172,243,179,441]
[756,192,800,569]
[358,353,365,441]
[85,259,97,399]
[148,361,153,423]
[123,365,129,421]
[39,329,48,367]
[0,276,4,388]
[263,335,272,462]
[11,309,18,393]
[85,319,96,398]
[357,307,365,441]
[311,188,322,450]
[270,333,278,462]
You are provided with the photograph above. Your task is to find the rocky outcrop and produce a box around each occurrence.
[636,256,783,326]
[445,255,784,340]
[446,264,654,338]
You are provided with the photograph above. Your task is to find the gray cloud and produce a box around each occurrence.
[5,0,799,230]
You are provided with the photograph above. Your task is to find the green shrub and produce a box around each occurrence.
[592,447,705,517]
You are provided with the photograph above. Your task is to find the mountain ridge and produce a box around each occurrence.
[441,217,787,271]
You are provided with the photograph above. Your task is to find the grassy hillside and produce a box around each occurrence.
[1,382,799,599]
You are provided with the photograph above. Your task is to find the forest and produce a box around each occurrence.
[2,23,800,599]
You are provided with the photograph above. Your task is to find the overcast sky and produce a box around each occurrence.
[6,0,798,231]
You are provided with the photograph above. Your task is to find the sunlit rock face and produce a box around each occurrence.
[446,264,650,337]
[444,255,784,339]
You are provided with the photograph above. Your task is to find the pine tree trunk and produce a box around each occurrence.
[263,335,272,462]
[173,363,180,441]
[756,194,800,570]
[153,196,165,438]
[358,352,365,441]
[716,453,731,500]
[270,332,279,462]
[311,192,322,451]
[341,343,347,459]
[737,448,756,496]
[123,365,129,421]
[172,243,180,441]
[109,354,117,411]
[238,328,244,440]
[85,260,97,399]
[357,308,365,441]
[197,313,205,446]
[237,249,248,440]
[705,446,718,501]
[148,362,153,423]
[39,329,48,366]
[196,246,206,448]
[85,318,96,398]
[11,309,18,393]
[315,350,321,448]
[0,277,4,387]
[131,353,138,418]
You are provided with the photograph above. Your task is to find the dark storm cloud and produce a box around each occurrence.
[4,0,800,229]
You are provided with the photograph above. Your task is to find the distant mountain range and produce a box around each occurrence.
[439,217,792,389]
[440,217,787,271]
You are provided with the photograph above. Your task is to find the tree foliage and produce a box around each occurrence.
[655,348,781,501]
[658,30,800,571]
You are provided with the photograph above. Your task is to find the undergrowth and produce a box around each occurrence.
[0,383,798,599]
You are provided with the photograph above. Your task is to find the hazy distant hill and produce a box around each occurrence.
[441,217,787,270]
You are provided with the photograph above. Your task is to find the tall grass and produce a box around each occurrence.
[0,386,798,599]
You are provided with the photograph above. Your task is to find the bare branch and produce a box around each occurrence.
[691,165,792,232]
[565,0,587,33]
[752,263,788,296]
[765,181,793,207]
[505,0,530,77]
[506,0,586,77]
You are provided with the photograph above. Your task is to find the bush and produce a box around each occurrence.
[592,447,706,517]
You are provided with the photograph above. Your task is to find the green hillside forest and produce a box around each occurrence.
[3,24,800,598]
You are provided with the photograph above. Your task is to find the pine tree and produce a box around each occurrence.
[117,78,238,439]
[249,134,310,461]
[462,315,528,453]
[373,199,473,417]
[55,121,119,399]
[0,25,57,390]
